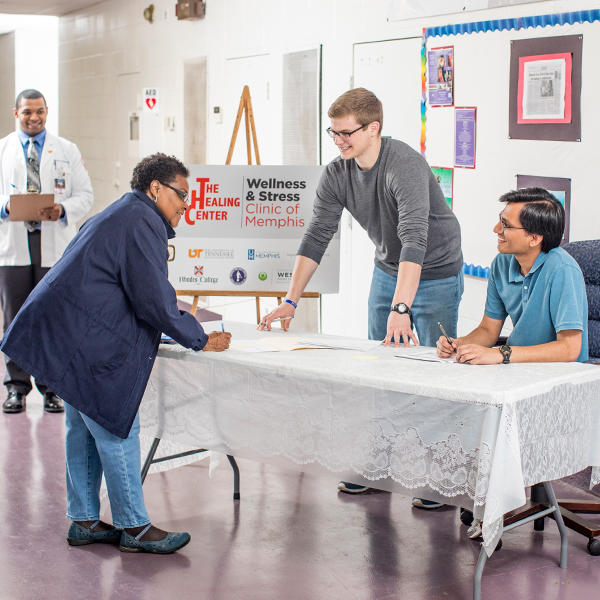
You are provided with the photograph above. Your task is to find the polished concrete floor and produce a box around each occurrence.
[1,389,599,600]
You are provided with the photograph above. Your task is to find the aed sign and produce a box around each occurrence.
[143,88,159,113]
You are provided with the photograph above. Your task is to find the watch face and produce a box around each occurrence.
[392,303,409,314]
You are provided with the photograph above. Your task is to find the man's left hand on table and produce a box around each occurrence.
[455,344,502,365]
[383,311,418,347]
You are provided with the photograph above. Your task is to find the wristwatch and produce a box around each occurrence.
[499,344,512,364]
[390,302,411,316]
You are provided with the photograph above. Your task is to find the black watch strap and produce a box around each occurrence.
[390,302,411,315]
[499,345,512,364]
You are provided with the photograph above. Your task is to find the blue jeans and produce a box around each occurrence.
[367,266,464,345]
[64,402,150,528]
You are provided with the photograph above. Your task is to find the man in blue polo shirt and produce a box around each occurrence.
[437,186,588,365]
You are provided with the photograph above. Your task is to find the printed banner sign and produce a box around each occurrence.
[168,165,339,293]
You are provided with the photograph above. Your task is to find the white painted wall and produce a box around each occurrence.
[0,15,58,133]
[56,0,600,331]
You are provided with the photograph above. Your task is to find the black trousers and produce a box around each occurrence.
[0,230,51,395]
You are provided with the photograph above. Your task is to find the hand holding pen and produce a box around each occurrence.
[436,321,458,357]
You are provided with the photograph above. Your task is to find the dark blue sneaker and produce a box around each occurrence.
[67,520,122,546]
[411,497,445,509]
[337,481,370,494]
[119,524,191,554]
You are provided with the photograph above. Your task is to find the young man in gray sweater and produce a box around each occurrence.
[260,88,464,502]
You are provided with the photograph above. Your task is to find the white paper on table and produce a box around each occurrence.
[394,346,457,363]
[230,336,334,352]
[298,336,383,352]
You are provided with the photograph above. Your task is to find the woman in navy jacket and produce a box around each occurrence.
[1,153,230,553]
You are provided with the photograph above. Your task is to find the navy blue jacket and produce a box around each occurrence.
[0,190,208,438]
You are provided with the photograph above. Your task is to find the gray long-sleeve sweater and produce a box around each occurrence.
[297,138,463,280]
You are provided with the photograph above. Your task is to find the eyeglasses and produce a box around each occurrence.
[498,213,526,233]
[160,181,189,205]
[326,124,367,141]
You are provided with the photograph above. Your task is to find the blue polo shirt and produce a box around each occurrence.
[485,247,588,362]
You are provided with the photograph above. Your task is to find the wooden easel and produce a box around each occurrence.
[177,86,320,325]
[226,85,261,166]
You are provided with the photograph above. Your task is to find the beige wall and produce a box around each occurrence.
[0,32,15,138]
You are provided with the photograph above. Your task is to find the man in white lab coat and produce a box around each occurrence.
[0,89,93,413]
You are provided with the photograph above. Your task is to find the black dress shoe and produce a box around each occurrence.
[44,393,64,413]
[2,391,26,413]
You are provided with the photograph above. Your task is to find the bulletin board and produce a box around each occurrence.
[423,10,600,273]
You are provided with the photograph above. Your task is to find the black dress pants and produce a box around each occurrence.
[0,230,51,395]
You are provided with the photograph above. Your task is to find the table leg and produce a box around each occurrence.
[473,545,488,600]
[543,481,568,568]
[473,480,568,598]
[227,455,241,500]
[141,437,161,483]
[141,441,241,502]
[531,483,547,531]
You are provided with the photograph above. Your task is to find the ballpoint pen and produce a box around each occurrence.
[266,316,294,323]
[437,321,457,352]
[221,322,225,332]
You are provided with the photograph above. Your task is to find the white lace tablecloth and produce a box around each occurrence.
[140,322,600,556]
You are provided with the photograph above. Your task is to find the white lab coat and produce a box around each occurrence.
[0,131,93,267]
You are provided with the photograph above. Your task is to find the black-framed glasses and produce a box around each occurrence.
[326,124,367,141]
[498,213,526,232]
[160,181,189,205]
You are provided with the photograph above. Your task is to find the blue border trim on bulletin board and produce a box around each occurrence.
[425,9,600,38]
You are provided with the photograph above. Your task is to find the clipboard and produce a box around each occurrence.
[9,194,54,221]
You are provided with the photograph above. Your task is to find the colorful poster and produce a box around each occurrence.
[517,53,572,124]
[454,107,477,169]
[427,46,454,106]
[168,165,339,292]
[431,167,453,209]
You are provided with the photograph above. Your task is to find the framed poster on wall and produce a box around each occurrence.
[454,107,477,169]
[431,166,454,208]
[516,174,571,244]
[517,52,572,124]
[509,34,582,141]
[427,46,454,106]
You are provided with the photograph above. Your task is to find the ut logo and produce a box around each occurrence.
[188,249,204,258]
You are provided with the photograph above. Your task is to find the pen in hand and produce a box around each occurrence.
[437,321,457,353]
[265,316,294,324]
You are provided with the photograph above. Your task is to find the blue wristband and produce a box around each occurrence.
[284,298,297,309]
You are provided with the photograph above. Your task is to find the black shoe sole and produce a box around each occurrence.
[44,407,64,413]
[118,537,191,554]
[2,407,25,413]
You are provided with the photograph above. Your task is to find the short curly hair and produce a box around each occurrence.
[130,153,189,192]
